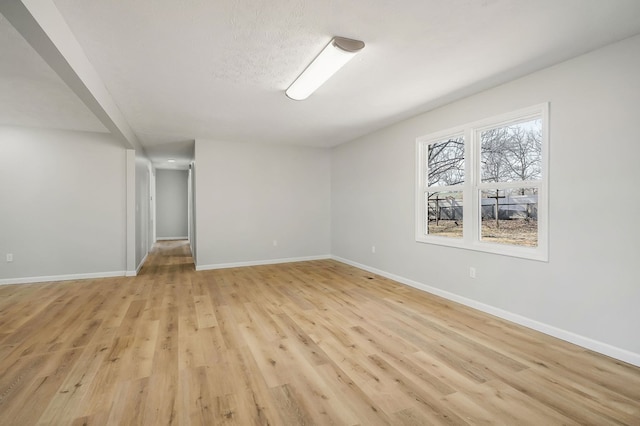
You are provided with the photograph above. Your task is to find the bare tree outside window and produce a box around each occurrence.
[426,137,465,237]
[481,119,542,185]
[427,191,463,237]
[428,137,465,186]
[480,188,538,246]
[479,118,542,246]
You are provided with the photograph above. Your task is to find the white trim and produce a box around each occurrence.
[156,236,188,241]
[0,271,126,286]
[331,255,640,368]
[135,252,149,275]
[126,150,136,273]
[196,255,331,271]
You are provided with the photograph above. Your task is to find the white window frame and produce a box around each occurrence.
[415,103,549,261]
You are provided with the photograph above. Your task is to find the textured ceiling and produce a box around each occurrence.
[0,13,106,133]
[4,0,640,167]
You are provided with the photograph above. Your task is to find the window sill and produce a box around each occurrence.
[415,236,548,262]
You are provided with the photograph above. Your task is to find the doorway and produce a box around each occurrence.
[155,169,189,241]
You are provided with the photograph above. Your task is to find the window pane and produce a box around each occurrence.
[427,191,463,238]
[427,136,464,186]
[480,118,541,183]
[480,188,538,246]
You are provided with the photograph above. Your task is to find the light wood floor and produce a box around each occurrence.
[1,241,639,425]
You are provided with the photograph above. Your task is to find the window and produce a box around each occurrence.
[415,104,548,261]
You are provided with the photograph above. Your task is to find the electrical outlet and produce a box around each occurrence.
[371,246,376,254]
[6,253,13,262]
[469,267,476,279]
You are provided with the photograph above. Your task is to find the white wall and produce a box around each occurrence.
[195,140,331,269]
[156,169,188,240]
[0,126,127,282]
[331,35,640,361]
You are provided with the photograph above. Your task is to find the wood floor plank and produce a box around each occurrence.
[315,332,414,414]
[269,383,316,425]
[272,312,333,366]
[0,353,50,421]
[37,344,109,425]
[0,240,639,425]
[5,347,84,425]
[315,361,394,425]
[440,380,580,426]
[233,343,287,425]
[193,294,218,330]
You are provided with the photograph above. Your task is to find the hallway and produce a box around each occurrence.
[139,240,194,276]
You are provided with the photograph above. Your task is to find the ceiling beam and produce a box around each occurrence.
[0,0,145,153]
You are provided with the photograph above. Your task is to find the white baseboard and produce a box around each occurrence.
[132,252,149,276]
[196,254,331,271]
[331,255,640,368]
[156,237,188,241]
[0,271,126,286]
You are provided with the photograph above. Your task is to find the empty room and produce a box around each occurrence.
[1,0,639,424]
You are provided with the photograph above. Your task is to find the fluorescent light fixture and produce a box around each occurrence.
[286,37,365,101]
[167,159,176,163]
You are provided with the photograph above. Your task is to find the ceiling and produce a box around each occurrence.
[0,13,105,133]
[3,0,640,169]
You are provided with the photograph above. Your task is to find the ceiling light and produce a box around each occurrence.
[286,37,365,101]
[167,159,176,163]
